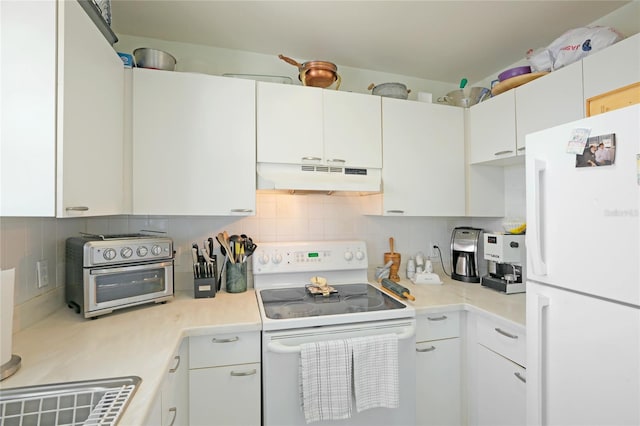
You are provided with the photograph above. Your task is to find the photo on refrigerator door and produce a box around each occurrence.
[575,133,616,167]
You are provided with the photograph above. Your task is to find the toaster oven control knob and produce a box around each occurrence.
[120,247,133,259]
[355,250,365,261]
[151,245,162,256]
[137,246,148,257]
[103,248,117,261]
[344,251,354,261]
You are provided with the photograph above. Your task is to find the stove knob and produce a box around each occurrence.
[151,245,162,256]
[258,253,270,265]
[103,248,116,261]
[344,251,353,261]
[272,253,283,264]
[355,250,365,261]
[120,247,133,259]
[137,246,149,257]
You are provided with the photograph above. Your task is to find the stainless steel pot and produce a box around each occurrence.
[437,87,490,108]
[133,48,176,71]
[368,82,411,99]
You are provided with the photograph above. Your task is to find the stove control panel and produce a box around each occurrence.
[253,240,368,275]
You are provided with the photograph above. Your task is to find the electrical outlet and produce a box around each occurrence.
[174,247,181,266]
[429,242,439,258]
[37,260,49,288]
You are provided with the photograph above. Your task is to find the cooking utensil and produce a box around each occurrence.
[381,278,415,301]
[491,71,549,96]
[133,48,176,71]
[217,232,235,264]
[384,237,401,282]
[367,82,411,99]
[459,78,468,89]
[498,66,532,82]
[437,87,490,108]
[278,54,341,89]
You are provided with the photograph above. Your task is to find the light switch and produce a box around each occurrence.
[37,260,49,288]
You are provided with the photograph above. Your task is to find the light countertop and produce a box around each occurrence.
[1,268,525,425]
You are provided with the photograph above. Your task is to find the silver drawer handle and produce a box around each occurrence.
[302,156,322,162]
[386,210,405,214]
[427,315,448,321]
[514,372,526,383]
[168,355,181,373]
[230,368,257,377]
[212,336,239,343]
[327,158,346,163]
[416,346,436,353]
[230,209,253,213]
[495,327,519,339]
[494,150,514,156]
[168,407,177,426]
[65,206,89,211]
[517,146,526,152]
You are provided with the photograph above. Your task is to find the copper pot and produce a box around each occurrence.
[279,54,341,89]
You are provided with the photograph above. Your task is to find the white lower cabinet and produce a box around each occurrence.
[416,311,462,426]
[470,314,526,426]
[188,331,261,426]
[162,340,189,426]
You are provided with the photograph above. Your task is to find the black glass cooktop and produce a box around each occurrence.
[259,283,407,320]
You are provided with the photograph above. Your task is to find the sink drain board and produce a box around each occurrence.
[0,376,140,426]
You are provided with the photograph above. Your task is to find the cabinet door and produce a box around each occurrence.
[1,1,56,216]
[133,70,256,215]
[416,338,462,426]
[583,33,640,100]
[162,340,189,426]
[515,61,584,152]
[57,0,124,217]
[257,82,323,165]
[476,345,526,426]
[468,91,517,164]
[189,363,261,426]
[323,90,382,168]
[381,99,465,216]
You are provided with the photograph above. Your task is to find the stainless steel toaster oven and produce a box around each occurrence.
[65,233,174,318]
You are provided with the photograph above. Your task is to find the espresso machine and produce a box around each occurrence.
[481,232,526,294]
[450,227,484,283]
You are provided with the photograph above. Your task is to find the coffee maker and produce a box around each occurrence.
[450,227,484,283]
[481,233,526,294]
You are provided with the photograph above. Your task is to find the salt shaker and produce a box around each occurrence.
[407,257,416,280]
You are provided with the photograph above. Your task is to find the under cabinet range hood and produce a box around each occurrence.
[257,162,381,194]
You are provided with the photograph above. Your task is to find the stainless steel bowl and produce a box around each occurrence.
[438,87,490,108]
[133,48,176,71]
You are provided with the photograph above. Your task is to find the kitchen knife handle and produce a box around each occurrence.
[230,368,257,377]
[212,336,239,343]
[65,206,89,211]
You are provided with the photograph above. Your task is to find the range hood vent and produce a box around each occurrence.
[257,163,381,194]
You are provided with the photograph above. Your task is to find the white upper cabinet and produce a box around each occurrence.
[582,33,640,100]
[515,60,584,153]
[1,0,124,217]
[1,1,56,216]
[57,0,125,217]
[468,91,517,165]
[257,82,381,168]
[132,69,256,216]
[379,99,465,216]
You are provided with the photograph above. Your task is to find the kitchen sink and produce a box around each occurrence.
[0,376,140,426]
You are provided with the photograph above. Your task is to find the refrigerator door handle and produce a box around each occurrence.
[529,159,548,276]
[528,292,550,426]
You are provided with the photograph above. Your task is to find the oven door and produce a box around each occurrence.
[85,261,173,315]
[262,318,416,426]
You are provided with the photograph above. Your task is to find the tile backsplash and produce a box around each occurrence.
[1,165,523,332]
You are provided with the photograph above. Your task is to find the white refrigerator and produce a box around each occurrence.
[525,104,640,425]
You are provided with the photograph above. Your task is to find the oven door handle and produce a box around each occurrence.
[266,323,416,354]
[89,261,174,275]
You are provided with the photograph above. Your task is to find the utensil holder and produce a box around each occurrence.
[384,252,401,282]
[194,277,216,298]
[226,261,247,293]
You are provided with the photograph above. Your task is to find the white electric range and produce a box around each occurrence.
[253,240,416,426]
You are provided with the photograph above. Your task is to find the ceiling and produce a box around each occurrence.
[110,1,629,83]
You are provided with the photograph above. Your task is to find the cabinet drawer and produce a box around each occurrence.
[189,331,260,368]
[476,315,525,366]
[416,311,461,342]
[586,82,640,117]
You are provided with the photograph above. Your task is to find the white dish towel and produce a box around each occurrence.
[299,339,353,423]
[352,333,400,412]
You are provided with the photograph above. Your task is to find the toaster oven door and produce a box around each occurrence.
[85,261,174,316]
